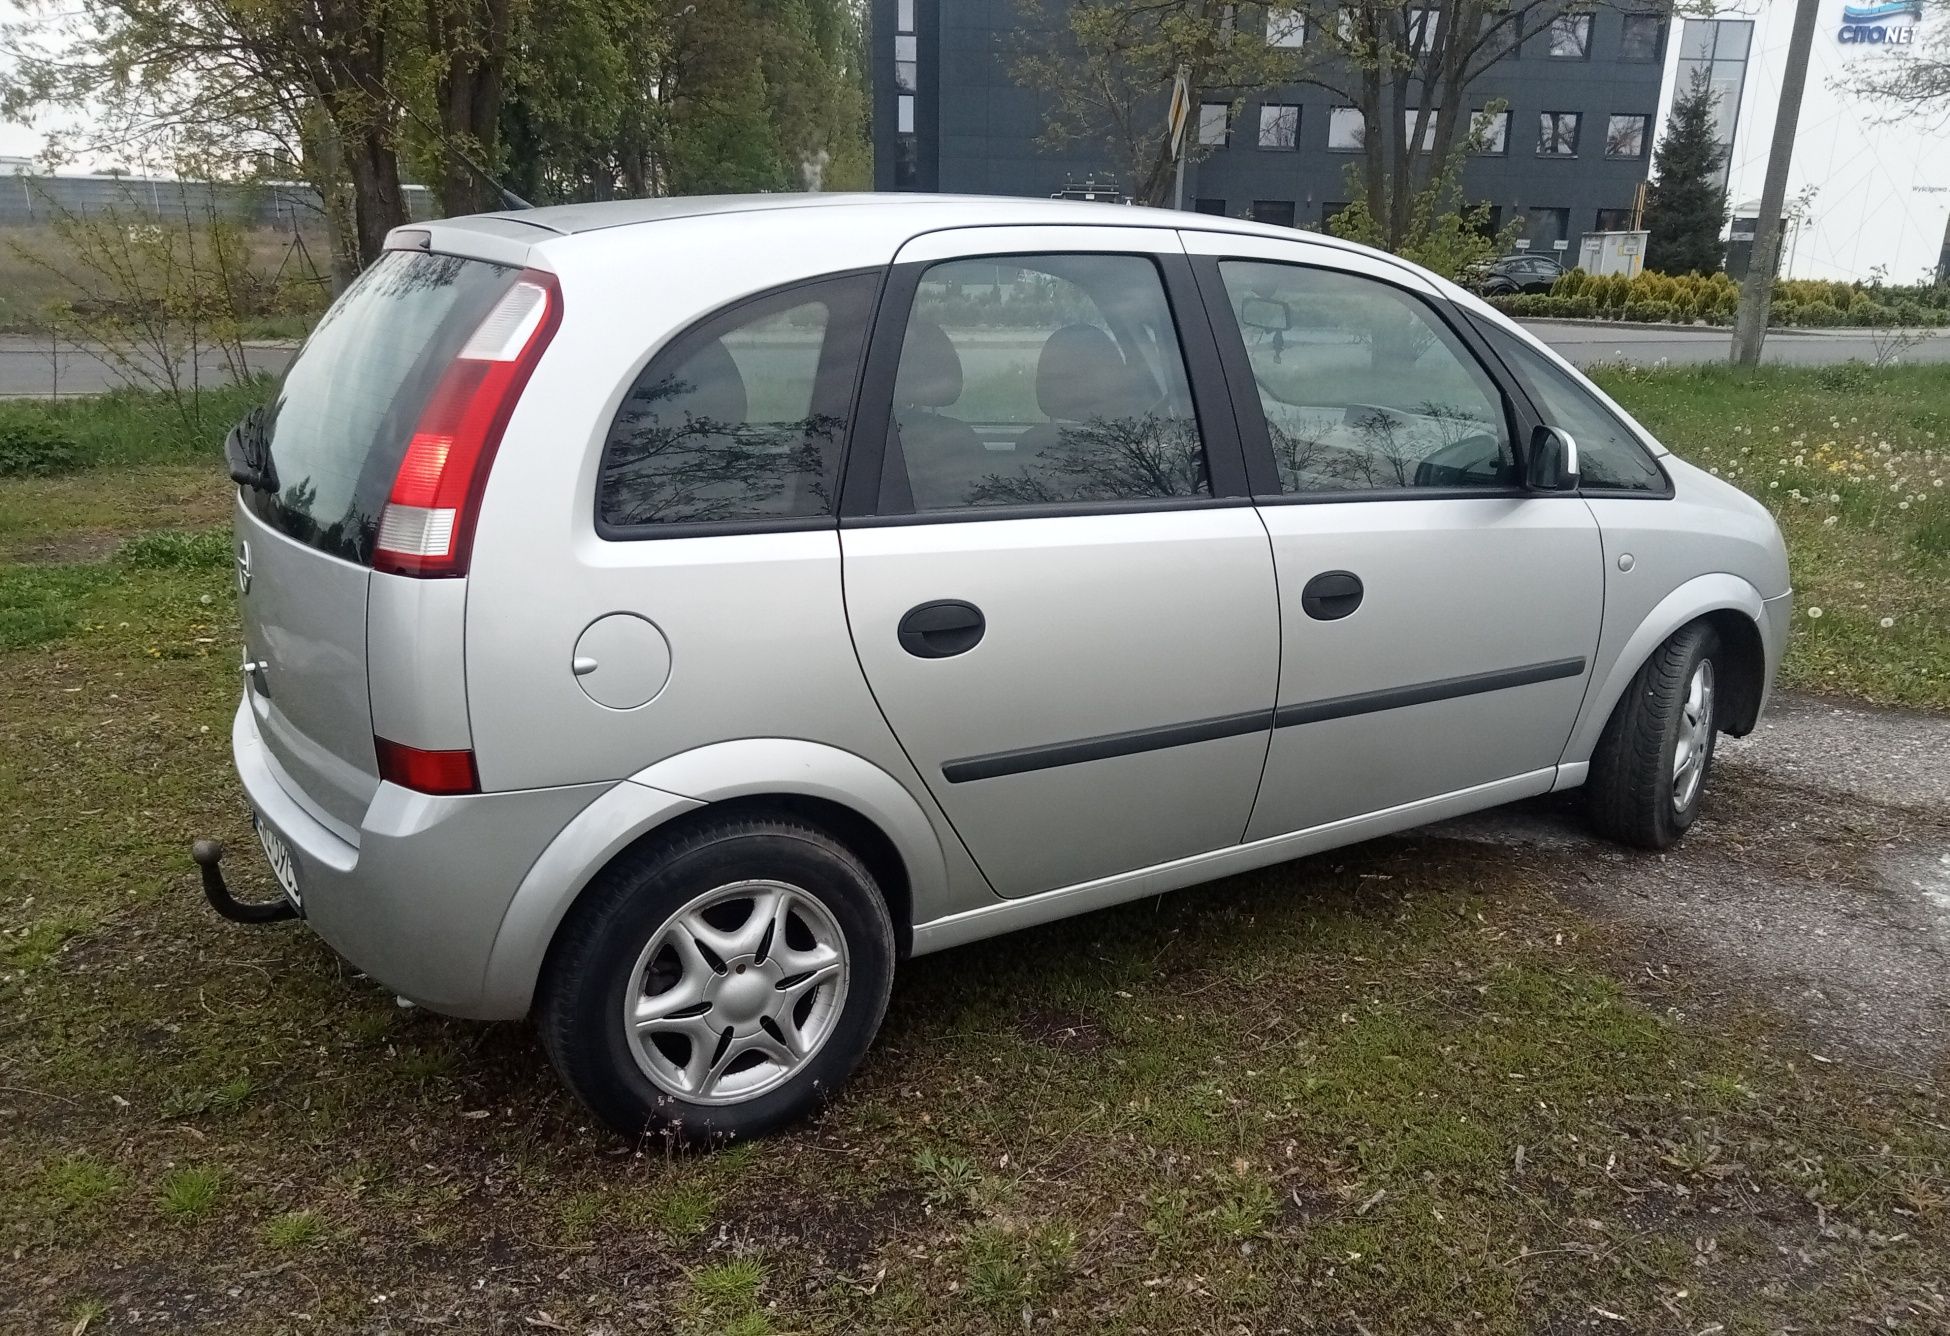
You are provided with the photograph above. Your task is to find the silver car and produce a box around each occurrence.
[201,195,1790,1140]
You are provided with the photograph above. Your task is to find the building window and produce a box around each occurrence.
[1621,13,1666,60]
[1251,200,1296,227]
[1480,12,1521,59]
[893,135,916,189]
[1677,19,1756,191]
[1407,7,1440,52]
[1538,111,1581,157]
[1194,197,1228,215]
[1267,8,1306,46]
[1524,206,1572,249]
[897,94,915,134]
[1471,108,1510,155]
[1322,200,1351,228]
[1327,107,1365,150]
[1259,104,1299,149]
[1198,102,1231,147]
[1595,207,1635,232]
[1548,13,1592,58]
[1404,109,1439,152]
[897,0,913,30]
[1606,113,1650,159]
[894,33,916,91]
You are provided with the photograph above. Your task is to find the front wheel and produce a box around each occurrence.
[537,814,896,1142]
[1585,623,1722,849]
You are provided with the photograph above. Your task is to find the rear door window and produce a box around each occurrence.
[598,273,878,531]
[884,254,1210,511]
[248,250,518,564]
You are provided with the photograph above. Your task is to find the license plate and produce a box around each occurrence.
[255,816,302,910]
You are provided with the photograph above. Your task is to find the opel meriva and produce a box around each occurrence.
[199,195,1791,1140]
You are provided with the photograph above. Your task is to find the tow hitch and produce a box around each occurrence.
[190,839,298,924]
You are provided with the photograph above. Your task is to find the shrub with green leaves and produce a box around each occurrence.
[0,405,82,477]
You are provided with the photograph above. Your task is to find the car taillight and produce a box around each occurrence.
[373,269,561,577]
[374,738,480,795]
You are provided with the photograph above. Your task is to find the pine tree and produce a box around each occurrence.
[1644,70,1729,276]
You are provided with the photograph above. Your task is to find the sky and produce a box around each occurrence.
[0,0,101,164]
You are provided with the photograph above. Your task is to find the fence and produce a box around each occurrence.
[0,170,436,230]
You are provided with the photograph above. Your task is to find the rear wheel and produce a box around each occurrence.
[1586,622,1723,849]
[538,814,895,1142]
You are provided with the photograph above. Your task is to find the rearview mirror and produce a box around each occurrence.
[1239,296,1292,333]
[1526,425,1580,492]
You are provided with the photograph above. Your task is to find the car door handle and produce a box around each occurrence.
[1301,570,1364,621]
[898,600,986,658]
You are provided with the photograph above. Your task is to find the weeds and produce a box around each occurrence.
[156,1167,222,1222]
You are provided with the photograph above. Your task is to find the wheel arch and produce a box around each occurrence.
[1563,573,1772,765]
[480,740,947,1017]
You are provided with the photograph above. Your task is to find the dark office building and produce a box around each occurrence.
[872,0,1668,257]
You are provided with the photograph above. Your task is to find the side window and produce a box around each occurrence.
[885,254,1209,512]
[1477,323,1667,492]
[1216,261,1516,493]
[598,273,876,529]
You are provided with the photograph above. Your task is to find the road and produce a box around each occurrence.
[2,321,1945,398]
[1523,320,1950,367]
[0,336,296,398]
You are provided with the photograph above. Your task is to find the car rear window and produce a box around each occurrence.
[243,250,519,564]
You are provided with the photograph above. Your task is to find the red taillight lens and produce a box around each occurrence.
[374,738,480,795]
[373,270,561,578]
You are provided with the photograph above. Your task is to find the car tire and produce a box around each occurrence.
[1585,622,1723,850]
[537,813,896,1143]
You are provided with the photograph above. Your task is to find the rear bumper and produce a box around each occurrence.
[231,698,609,1018]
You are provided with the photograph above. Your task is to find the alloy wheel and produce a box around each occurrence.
[622,880,850,1105]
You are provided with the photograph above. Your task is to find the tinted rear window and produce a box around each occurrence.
[244,251,517,564]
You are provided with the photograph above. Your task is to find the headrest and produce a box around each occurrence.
[1035,323,1138,421]
[671,337,747,428]
[895,319,962,408]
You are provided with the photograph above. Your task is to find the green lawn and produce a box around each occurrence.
[0,365,1945,1332]
[1596,363,1949,708]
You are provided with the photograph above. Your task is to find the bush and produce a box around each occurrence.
[0,405,82,477]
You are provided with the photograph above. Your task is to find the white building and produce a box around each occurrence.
[1655,0,1949,284]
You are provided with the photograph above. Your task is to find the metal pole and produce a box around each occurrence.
[1173,134,1188,211]
[1730,0,1822,366]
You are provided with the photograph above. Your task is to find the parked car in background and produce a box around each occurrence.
[1475,253,1566,295]
[199,194,1790,1144]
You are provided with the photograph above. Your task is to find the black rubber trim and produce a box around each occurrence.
[942,708,1273,784]
[940,656,1588,784]
[1272,657,1588,728]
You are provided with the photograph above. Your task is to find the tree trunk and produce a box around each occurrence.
[430,0,517,215]
[347,130,410,267]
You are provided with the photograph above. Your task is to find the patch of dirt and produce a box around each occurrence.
[2,529,122,564]
[1432,693,1950,1076]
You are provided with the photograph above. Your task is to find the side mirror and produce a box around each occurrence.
[1527,425,1580,492]
[1239,296,1292,333]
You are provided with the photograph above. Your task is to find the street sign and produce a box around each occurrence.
[1168,71,1192,156]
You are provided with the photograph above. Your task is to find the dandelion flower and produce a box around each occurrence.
[1808,606,1824,619]
[1880,617,1895,629]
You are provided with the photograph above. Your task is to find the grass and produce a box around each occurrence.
[0,365,1943,1331]
[1595,362,1950,707]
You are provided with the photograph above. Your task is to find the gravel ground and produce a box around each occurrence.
[1435,693,1950,1074]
